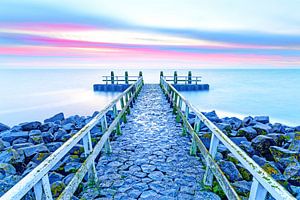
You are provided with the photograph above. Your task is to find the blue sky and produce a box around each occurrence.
[0,0,299,68]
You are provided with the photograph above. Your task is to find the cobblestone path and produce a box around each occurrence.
[96,84,220,200]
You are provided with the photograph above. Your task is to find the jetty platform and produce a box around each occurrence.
[0,73,295,200]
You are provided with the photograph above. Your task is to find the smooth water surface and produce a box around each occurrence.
[0,69,299,126]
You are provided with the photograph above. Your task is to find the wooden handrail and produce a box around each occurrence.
[0,77,144,200]
[160,76,295,200]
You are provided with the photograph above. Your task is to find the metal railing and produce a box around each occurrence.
[163,75,202,85]
[0,77,144,200]
[102,75,140,84]
[160,76,295,200]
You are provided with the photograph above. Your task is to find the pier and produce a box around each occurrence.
[0,72,296,200]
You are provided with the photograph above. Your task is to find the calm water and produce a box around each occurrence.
[0,69,299,126]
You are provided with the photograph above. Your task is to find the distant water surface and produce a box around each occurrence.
[0,69,299,126]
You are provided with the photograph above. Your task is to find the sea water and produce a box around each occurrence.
[0,69,299,126]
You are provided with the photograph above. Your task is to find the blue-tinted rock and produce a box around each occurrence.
[1,131,29,143]
[62,123,75,132]
[0,163,16,179]
[289,132,300,152]
[0,123,10,132]
[40,122,54,132]
[51,181,66,197]
[42,131,54,143]
[243,116,254,126]
[267,133,286,146]
[272,123,285,133]
[12,137,28,145]
[237,127,257,140]
[284,162,300,186]
[53,128,68,141]
[19,144,49,157]
[64,162,81,173]
[46,142,63,152]
[251,135,276,160]
[31,152,50,164]
[219,161,242,182]
[140,190,159,199]
[232,180,251,195]
[63,173,75,185]
[148,171,164,181]
[253,123,272,135]
[203,110,221,122]
[252,155,267,166]
[254,116,269,124]
[12,142,33,149]
[44,113,64,123]
[261,161,285,181]
[195,191,221,200]
[20,121,41,131]
[222,117,242,130]
[239,141,255,156]
[0,148,25,164]
[269,146,298,162]
[49,172,64,184]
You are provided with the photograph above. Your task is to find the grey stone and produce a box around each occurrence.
[148,171,164,181]
[64,162,81,173]
[251,135,276,160]
[1,131,29,143]
[44,112,64,123]
[0,123,10,132]
[140,190,159,199]
[253,123,272,135]
[19,144,49,157]
[20,121,41,131]
[194,191,221,200]
[219,161,242,182]
[237,127,257,140]
[141,164,156,173]
[254,116,269,124]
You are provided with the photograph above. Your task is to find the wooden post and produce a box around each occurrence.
[125,71,129,84]
[125,93,130,114]
[188,71,192,84]
[249,178,268,200]
[120,97,127,123]
[41,174,53,200]
[174,71,178,84]
[173,93,178,114]
[113,105,121,135]
[102,116,112,154]
[111,71,115,84]
[160,71,164,77]
[204,133,220,186]
[176,98,182,123]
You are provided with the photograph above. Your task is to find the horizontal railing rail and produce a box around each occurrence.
[163,75,202,85]
[160,76,295,200]
[102,75,140,84]
[1,77,144,200]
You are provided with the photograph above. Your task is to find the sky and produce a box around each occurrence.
[0,0,300,68]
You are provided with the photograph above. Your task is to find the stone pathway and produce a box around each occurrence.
[95,84,220,200]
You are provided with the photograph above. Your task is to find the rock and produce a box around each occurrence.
[0,148,25,164]
[254,116,269,124]
[62,123,75,132]
[64,162,81,173]
[243,116,254,126]
[251,135,276,160]
[203,110,221,122]
[284,162,300,186]
[31,152,51,164]
[295,126,300,132]
[272,123,285,133]
[51,181,66,197]
[269,146,299,162]
[267,133,286,146]
[239,141,255,156]
[194,191,221,200]
[63,173,75,185]
[236,163,253,181]
[19,144,49,157]
[0,180,14,196]
[49,172,64,184]
[20,121,41,131]
[223,117,242,130]
[0,163,16,179]
[12,142,33,149]
[0,139,5,151]
[277,157,298,169]
[46,142,63,152]
[290,185,300,198]
[69,144,84,155]
[261,161,285,181]
[289,132,300,152]
[40,122,54,132]
[22,161,38,176]
[148,171,164,181]
[216,123,231,133]
[237,127,258,140]
[252,155,267,166]
[230,137,248,146]
[1,131,29,143]
[28,130,43,144]
[53,128,68,141]
[253,123,272,135]
[44,113,64,123]
[140,190,159,199]
[0,123,10,132]
[42,131,54,143]
[12,138,28,145]
[219,160,242,182]
[232,180,252,195]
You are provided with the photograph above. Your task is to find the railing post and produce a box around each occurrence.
[111,71,115,84]
[125,71,129,84]
[113,104,121,135]
[160,71,164,77]
[176,98,182,123]
[204,133,220,186]
[173,93,178,114]
[174,71,178,84]
[102,116,112,154]
[188,71,192,84]
[249,178,268,200]
[120,97,127,123]
[42,174,53,200]
[34,180,43,200]
[125,92,130,114]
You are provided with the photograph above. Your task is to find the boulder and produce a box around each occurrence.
[203,111,221,122]
[254,116,269,124]
[44,113,64,123]
[236,163,252,181]
[251,135,276,160]
[29,135,43,144]
[284,162,300,186]
[237,127,258,140]
[272,123,285,133]
[40,122,55,132]
[42,131,54,143]
[267,133,286,146]
[46,142,63,152]
[269,146,299,162]
[0,163,16,179]
[0,148,25,164]
[31,152,51,164]
[63,173,75,185]
[51,181,66,197]
[288,132,300,152]
[64,162,81,173]
[69,144,84,155]
[20,121,41,131]
[232,180,251,195]
[62,123,75,132]
[12,138,28,145]
[12,143,33,149]
[253,123,272,135]
[223,117,242,130]
[239,141,255,156]
[22,161,38,176]
[19,144,49,157]
[295,126,300,132]
[252,155,267,166]
[216,123,231,133]
[0,139,5,151]
[243,116,254,126]
[1,131,29,143]
[218,160,242,182]
[53,128,68,141]
[49,172,64,184]
[261,162,285,181]
[0,123,10,132]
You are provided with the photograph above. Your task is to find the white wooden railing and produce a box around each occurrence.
[160,76,295,200]
[0,77,144,200]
